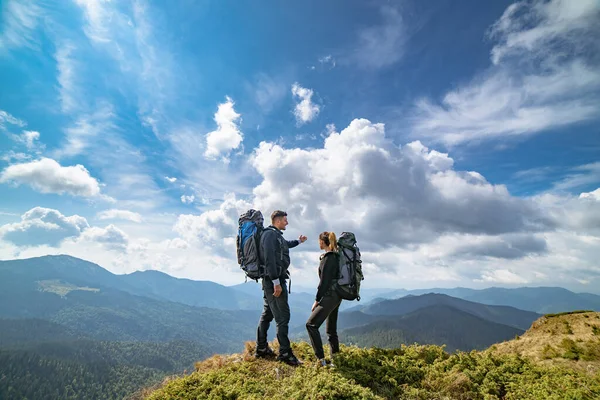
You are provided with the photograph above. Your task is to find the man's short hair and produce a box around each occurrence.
[271,210,287,223]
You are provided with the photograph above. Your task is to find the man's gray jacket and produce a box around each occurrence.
[259,226,299,286]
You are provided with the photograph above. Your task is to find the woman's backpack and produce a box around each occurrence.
[334,232,364,301]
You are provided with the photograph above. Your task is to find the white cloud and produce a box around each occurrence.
[0,110,26,128]
[56,104,115,157]
[0,0,42,52]
[351,5,405,69]
[8,130,42,151]
[204,97,244,160]
[318,55,336,69]
[174,193,249,246]
[76,224,129,252]
[479,269,528,284]
[0,207,130,254]
[21,130,40,149]
[97,209,143,223]
[291,83,320,125]
[411,0,600,146]
[55,44,79,113]
[489,0,600,65]
[164,237,189,249]
[165,176,177,183]
[181,195,195,204]
[536,192,600,235]
[249,118,548,249]
[580,188,600,201]
[0,207,89,247]
[0,158,101,197]
[0,151,30,163]
[74,0,115,44]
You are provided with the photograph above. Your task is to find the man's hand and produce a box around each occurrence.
[298,235,307,243]
[274,284,282,298]
[311,301,319,312]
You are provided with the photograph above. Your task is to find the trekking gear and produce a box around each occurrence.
[237,209,264,281]
[277,352,302,366]
[334,232,364,301]
[255,346,276,359]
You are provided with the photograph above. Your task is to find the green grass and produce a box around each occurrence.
[545,310,595,318]
[143,341,600,400]
[37,279,100,297]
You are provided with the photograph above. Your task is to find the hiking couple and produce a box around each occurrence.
[239,209,358,367]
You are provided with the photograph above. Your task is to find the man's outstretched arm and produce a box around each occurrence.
[287,235,307,248]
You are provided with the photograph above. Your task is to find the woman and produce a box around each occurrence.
[306,231,342,367]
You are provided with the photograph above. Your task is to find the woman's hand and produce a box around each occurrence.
[312,301,319,312]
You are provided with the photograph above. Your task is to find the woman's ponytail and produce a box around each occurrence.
[328,232,338,252]
[319,231,338,252]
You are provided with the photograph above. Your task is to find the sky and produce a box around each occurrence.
[1,0,599,293]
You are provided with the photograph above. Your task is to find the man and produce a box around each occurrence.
[255,210,307,366]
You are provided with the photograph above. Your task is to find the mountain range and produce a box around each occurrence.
[2,254,600,399]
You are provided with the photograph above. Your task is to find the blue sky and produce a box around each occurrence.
[1,0,599,292]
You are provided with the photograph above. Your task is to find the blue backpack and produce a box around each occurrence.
[236,209,264,281]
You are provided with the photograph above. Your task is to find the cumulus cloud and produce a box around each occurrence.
[174,194,247,242]
[181,195,195,204]
[536,192,600,235]
[165,176,177,183]
[411,0,600,146]
[97,209,143,223]
[580,188,600,201]
[0,207,89,247]
[204,97,243,160]
[249,118,549,249]
[291,83,320,125]
[0,207,130,254]
[77,224,129,252]
[0,158,101,197]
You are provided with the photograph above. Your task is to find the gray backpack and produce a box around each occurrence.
[334,232,364,301]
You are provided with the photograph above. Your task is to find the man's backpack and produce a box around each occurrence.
[334,232,364,301]
[236,209,264,281]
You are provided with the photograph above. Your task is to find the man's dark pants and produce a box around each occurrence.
[306,291,342,360]
[257,278,291,356]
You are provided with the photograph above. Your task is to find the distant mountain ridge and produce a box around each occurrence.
[342,304,525,352]
[1,255,257,311]
[378,287,600,314]
[350,292,540,330]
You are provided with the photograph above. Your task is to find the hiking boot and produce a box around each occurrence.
[254,346,276,359]
[277,352,302,366]
[318,358,335,368]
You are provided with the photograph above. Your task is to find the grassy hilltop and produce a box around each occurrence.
[141,312,600,400]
